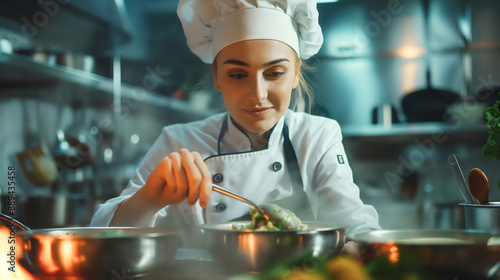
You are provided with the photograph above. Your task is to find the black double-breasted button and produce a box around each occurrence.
[215,203,226,212]
[213,173,223,183]
[272,162,282,171]
[270,189,280,199]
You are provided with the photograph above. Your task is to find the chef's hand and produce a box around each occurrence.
[141,148,212,209]
[109,149,212,227]
[340,240,361,259]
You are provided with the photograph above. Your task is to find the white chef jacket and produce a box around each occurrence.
[90,110,380,239]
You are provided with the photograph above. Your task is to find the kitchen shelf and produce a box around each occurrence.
[0,51,215,120]
[342,122,488,138]
[342,122,488,160]
[316,42,500,61]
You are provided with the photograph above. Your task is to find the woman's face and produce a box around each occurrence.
[213,40,299,135]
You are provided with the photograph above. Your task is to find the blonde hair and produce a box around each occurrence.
[291,53,315,113]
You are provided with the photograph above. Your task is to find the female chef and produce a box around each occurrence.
[90,0,381,240]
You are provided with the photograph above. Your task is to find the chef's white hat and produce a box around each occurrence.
[177,0,323,64]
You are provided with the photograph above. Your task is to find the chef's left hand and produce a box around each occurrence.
[341,240,361,259]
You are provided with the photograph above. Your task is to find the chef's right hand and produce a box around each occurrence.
[109,148,212,227]
[138,148,213,211]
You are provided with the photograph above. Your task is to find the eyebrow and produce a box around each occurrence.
[222,58,290,67]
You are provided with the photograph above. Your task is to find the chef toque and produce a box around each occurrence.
[177,0,323,64]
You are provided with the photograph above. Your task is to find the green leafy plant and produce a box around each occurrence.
[481,94,500,188]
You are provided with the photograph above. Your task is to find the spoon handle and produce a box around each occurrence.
[448,153,476,204]
[212,184,265,214]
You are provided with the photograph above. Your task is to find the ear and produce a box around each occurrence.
[292,59,301,89]
[292,72,299,89]
[214,73,222,91]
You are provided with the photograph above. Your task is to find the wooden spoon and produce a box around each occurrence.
[468,168,490,205]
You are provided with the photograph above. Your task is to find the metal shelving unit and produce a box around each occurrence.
[0,51,215,120]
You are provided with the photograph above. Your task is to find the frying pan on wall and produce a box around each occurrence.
[402,85,461,122]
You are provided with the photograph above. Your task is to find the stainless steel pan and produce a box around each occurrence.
[200,221,345,273]
[1,213,182,280]
[352,229,500,279]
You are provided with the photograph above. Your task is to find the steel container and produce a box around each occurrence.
[18,227,182,280]
[200,221,345,273]
[461,202,500,231]
[352,229,500,279]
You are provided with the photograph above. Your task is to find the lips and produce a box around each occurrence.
[243,107,271,117]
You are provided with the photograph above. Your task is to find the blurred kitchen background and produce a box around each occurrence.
[0,0,499,230]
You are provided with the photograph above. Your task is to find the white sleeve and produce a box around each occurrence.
[311,121,381,236]
[89,128,173,227]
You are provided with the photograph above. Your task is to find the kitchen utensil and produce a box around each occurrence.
[15,48,58,65]
[53,102,95,170]
[57,52,95,72]
[0,213,182,279]
[352,229,500,278]
[371,104,399,126]
[17,145,58,186]
[448,153,475,204]
[475,86,500,108]
[460,202,500,231]
[16,101,58,186]
[402,85,461,123]
[0,36,13,54]
[468,168,490,205]
[212,184,268,220]
[14,48,95,73]
[212,184,306,230]
[446,100,486,124]
[23,195,93,229]
[200,221,345,273]
[401,0,460,123]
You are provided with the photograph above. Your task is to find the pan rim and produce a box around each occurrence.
[200,221,346,234]
[18,226,184,239]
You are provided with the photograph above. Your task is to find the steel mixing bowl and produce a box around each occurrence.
[352,229,500,279]
[461,202,500,231]
[19,227,182,280]
[200,221,345,273]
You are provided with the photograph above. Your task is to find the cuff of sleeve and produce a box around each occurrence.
[89,196,159,227]
[347,226,381,240]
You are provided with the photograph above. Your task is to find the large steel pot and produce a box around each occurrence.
[0,213,182,280]
[352,229,500,279]
[200,221,345,273]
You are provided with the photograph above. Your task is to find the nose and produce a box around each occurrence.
[247,75,267,102]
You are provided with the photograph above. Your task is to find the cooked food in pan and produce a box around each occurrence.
[233,204,308,231]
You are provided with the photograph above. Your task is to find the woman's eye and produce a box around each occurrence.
[266,72,285,78]
[229,73,247,79]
